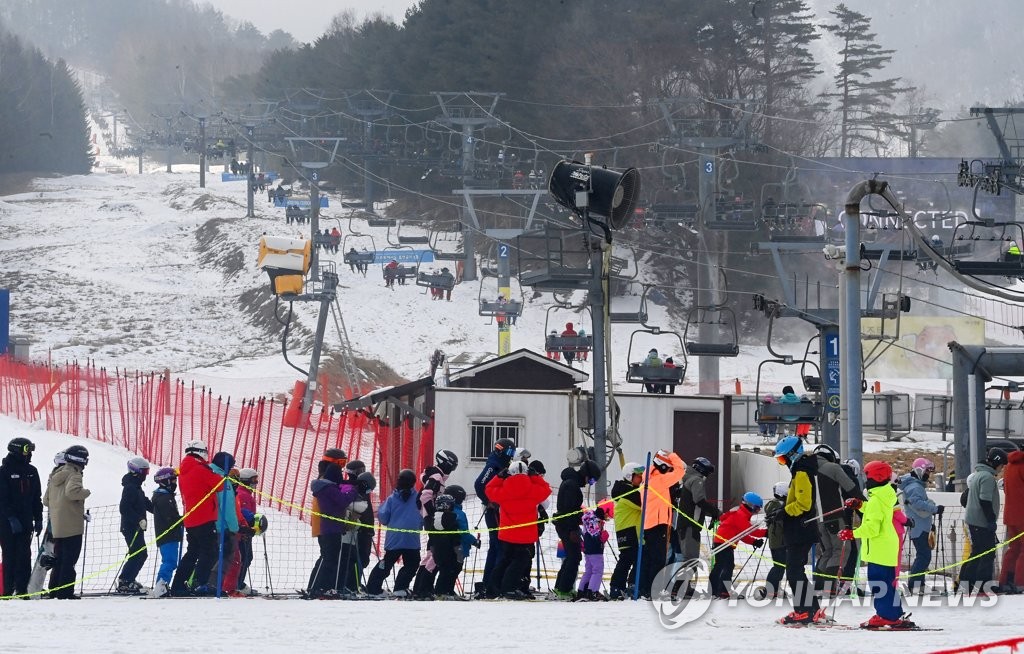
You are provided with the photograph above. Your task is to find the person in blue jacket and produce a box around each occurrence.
[473,437,515,598]
[898,457,941,594]
[365,469,422,596]
[208,452,239,595]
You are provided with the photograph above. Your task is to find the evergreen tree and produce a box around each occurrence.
[820,3,912,157]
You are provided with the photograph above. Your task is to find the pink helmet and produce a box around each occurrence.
[762,393,775,403]
[912,457,935,478]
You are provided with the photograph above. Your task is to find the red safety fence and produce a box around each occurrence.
[929,637,1024,654]
[0,356,431,521]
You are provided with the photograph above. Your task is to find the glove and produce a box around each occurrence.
[752,538,765,548]
[138,518,148,531]
[473,536,481,549]
[34,519,42,536]
[844,498,862,510]
[84,511,92,523]
[497,468,510,479]
[8,516,23,534]
[935,505,945,516]
[838,529,854,541]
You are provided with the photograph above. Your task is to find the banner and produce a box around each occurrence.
[860,315,984,379]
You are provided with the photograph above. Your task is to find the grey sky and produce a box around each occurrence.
[200,0,419,43]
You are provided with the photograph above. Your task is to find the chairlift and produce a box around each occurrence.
[609,283,650,324]
[683,305,740,357]
[950,221,1024,277]
[379,246,418,283]
[646,187,700,230]
[479,278,524,322]
[393,221,430,245]
[801,335,823,394]
[543,304,593,358]
[625,327,686,391]
[429,221,464,261]
[753,358,824,427]
[609,244,639,281]
[415,250,456,294]
[706,196,758,231]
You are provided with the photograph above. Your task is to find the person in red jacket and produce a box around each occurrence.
[170,440,224,596]
[1000,450,1024,590]
[485,461,551,599]
[561,323,578,365]
[709,492,767,598]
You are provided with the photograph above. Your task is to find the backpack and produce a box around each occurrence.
[960,488,969,508]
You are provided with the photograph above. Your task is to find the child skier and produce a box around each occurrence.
[117,456,153,594]
[758,482,788,600]
[441,484,478,599]
[839,460,916,630]
[366,468,422,597]
[577,501,613,601]
[425,493,461,599]
[709,492,766,598]
[151,467,183,598]
[235,468,259,595]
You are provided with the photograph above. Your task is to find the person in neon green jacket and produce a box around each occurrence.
[839,460,913,630]
[608,462,644,599]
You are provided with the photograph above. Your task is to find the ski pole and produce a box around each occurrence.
[633,451,652,601]
[261,534,275,597]
[709,524,763,557]
[733,542,759,583]
[803,505,848,524]
[830,539,848,623]
[79,509,90,597]
[750,540,765,592]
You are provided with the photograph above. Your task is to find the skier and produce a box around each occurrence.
[411,451,459,598]
[307,462,358,598]
[171,440,224,596]
[441,484,479,599]
[673,456,720,599]
[811,444,863,595]
[898,457,941,594]
[552,458,601,600]
[116,456,153,594]
[44,444,91,599]
[772,436,824,624]
[338,471,375,594]
[960,448,1008,593]
[638,449,685,599]
[235,468,260,594]
[576,501,612,601]
[485,460,552,599]
[709,492,766,598]
[1000,449,1024,592]
[208,453,243,597]
[757,482,789,600]
[608,462,644,600]
[366,468,422,597]
[150,467,182,598]
[0,437,43,598]
[422,492,459,600]
[345,460,375,573]
[840,460,916,629]
[474,437,515,598]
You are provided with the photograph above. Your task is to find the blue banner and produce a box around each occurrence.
[0,289,7,355]
[274,196,329,208]
[374,251,434,264]
[221,172,278,183]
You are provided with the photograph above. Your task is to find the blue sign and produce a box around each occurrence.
[824,331,840,411]
[274,196,329,209]
[373,250,434,264]
[704,161,714,174]
[497,243,509,259]
[0,289,8,355]
[221,172,278,183]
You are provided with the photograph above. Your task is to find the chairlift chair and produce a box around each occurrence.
[367,215,397,228]
[395,221,430,245]
[753,358,824,427]
[479,278,524,321]
[950,221,1024,277]
[429,222,464,261]
[705,197,758,231]
[683,306,740,357]
[543,304,593,356]
[415,250,456,293]
[379,246,418,281]
[625,327,686,390]
[609,283,650,324]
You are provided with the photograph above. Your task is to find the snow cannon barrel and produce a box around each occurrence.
[257,236,311,296]
[282,380,310,428]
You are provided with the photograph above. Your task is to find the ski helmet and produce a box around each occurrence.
[64,445,89,467]
[396,468,417,491]
[741,491,763,511]
[127,456,150,475]
[863,460,893,484]
[911,457,935,479]
[579,459,601,485]
[434,494,455,512]
[844,458,861,479]
[691,456,715,477]
[493,438,516,456]
[653,449,674,474]
[238,468,259,484]
[622,461,644,480]
[322,448,348,465]
[512,448,532,463]
[987,447,1009,469]
[772,481,788,499]
[211,452,234,471]
[435,449,459,474]
[446,484,467,505]
[507,461,529,476]
[154,467,177,487]
[53,450,66,467]
[252,513,269,535]
[185,440,208,457]
[7,437,34,457]
[346,460,366,477]
[813,444,839,464]
[356,471,376,492]
[774,436,803,464]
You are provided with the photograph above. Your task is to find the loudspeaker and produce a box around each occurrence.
[548,160,641,230]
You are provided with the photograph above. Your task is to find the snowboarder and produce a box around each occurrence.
[44,444,91,599]
[116,456,153,594]
[0,437,43,598]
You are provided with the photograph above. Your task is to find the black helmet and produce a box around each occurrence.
[494,438,516,456]
[346,460,366,477]
[579,459,601,486]
[64,445,89,467]
[435,449,459,474]
[813,444,839,464]
[446,484,467,505]
[8,437,34,457]
[397,468,416,491]
[421,465,441,484]
[987,447,1009,469]
[691,457,715,477]
[357,471,376,493]
[434,494,455,512]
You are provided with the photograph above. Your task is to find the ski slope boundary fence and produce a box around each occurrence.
[0,357,435,515]
[929,637,1024,654]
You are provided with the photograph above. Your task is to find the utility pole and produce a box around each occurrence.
[198,116,206,189]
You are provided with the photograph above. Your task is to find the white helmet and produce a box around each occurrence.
[507,461,529,476]
[772,481,788,499]
[238,468,259,483]
[622,462,644,480]
[512,448,532,462]
[185,440,208,457]
[53,450,66,466]
[127,456,150,475]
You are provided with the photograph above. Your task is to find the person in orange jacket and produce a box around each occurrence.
[638,449,685,598]
[709,492,767,597]
[485,461,551,599]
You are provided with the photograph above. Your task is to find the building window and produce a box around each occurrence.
[469,418,522,461]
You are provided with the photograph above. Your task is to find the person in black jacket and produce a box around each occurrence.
[673,457,721,599]
[773,436,822,625]
[117,457,154,594]
[811,444,864,595]
[0,437,43,597]
[150,467,183,598]
[552,459,600,599]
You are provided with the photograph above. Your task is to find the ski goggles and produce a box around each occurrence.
[776,455,789,466]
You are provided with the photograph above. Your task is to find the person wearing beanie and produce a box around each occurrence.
[306,462,358,598]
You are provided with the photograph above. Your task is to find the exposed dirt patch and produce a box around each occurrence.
[0,172,46,195]
[237,286,313,349]
[195,217,247,280]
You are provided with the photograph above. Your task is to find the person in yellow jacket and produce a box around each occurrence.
[608,462,645,599]
[839,459,915,630]
[638,449,685,598]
